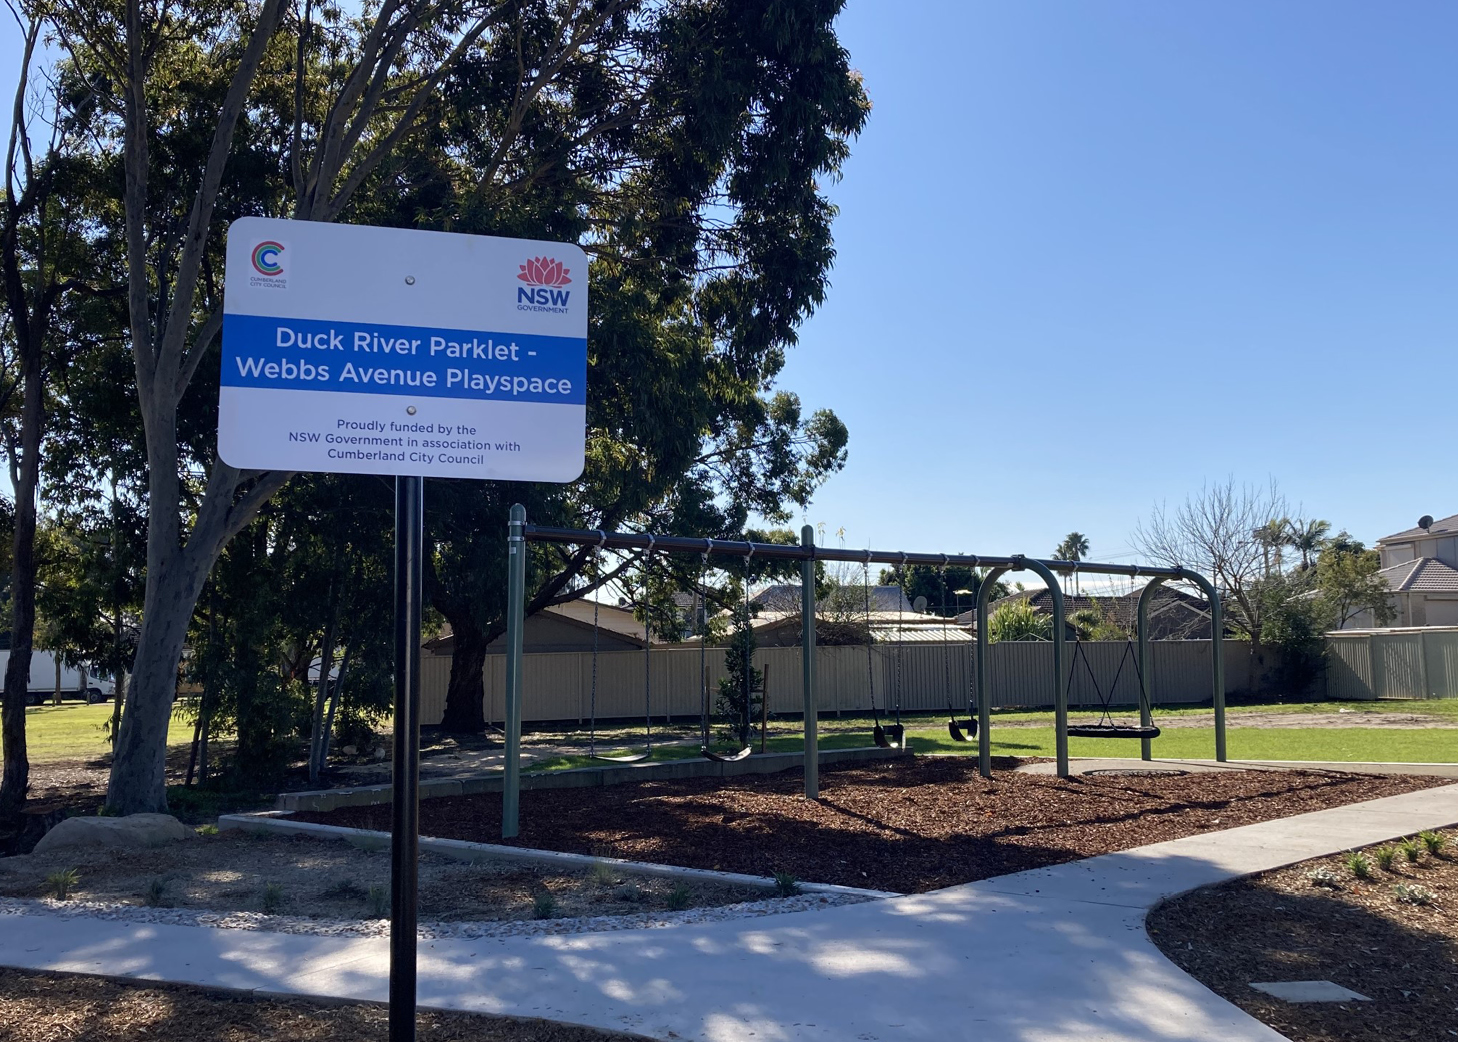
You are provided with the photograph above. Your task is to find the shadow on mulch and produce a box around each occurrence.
[1149,845,1458,1042]
[296,757,1449,894]
[0,969,643,1042]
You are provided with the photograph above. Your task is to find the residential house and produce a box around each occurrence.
[1359,514,1458,628]
[969,586,1216,640]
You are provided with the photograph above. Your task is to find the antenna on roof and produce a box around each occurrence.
[1419,515,1434,531]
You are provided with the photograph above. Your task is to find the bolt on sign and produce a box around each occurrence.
[220,217,588,481]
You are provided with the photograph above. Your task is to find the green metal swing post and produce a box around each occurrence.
[974,566,1010,780]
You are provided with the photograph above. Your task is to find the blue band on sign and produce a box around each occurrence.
[221,313,587,406]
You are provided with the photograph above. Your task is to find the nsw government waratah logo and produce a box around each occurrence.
[516,256,572,312]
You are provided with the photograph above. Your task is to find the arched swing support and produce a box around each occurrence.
[499,505,1226,837]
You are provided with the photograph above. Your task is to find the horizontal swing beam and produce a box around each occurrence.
[521,524,1192,579]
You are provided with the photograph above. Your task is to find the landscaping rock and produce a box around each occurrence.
[34,814,195,854]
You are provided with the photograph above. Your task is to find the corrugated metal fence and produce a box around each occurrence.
[421,639,1251,726]
[1326,628,1458,700]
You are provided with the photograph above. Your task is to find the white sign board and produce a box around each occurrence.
[219,218,587,481]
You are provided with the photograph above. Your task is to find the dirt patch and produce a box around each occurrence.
[295,757,1449,894]
[1148,827,1458,1042]
[0,832,764,922]
[0,968,640,1041]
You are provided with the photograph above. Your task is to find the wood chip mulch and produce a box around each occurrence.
[0,969,643,1042]
[1148,827,1458,1042]
[296,758,1449,894]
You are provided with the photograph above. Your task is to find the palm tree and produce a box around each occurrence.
[1286,518,1332,571]
[1253,517,1291,576]
[1053,532,1090,594]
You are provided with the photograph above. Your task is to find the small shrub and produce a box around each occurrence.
[1373,846,1397,871]
[367,886,389,918]
[665,882,692,911]
[1419,830,1447,856]
[773,871,801,897]
[1393,883,1435,907]
[612,882,644,903]
[1306,866,1342,890]
[44,868,80,901]
[1399,837,1424,864]
[261,882,286,914]
[532,890,558,920]
[144,878,169,908]
[319,878,369,902]
[590,861,616,887]
[194,824,219,838]
[1343,851,1372,881]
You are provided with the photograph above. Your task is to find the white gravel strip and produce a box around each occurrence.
[0,891,875,941]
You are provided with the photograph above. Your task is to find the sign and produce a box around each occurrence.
[220,218,587,481]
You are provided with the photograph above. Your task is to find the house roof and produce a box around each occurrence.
[1377,557,1458,593]
[423,599,649,652]
[1378,513,1458,544]
[752,584,914,613]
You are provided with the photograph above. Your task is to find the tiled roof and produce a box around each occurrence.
[1379,513,1458,543]
[1377,557,1458,593]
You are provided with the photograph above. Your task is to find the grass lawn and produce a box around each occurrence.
[531,707,1458,769]
[3,703,195,764]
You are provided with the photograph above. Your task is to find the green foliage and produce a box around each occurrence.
[1399,836,1424,863]
[261,882,286,914]
[875,564,996,616]
[367,886,389,918]
[590,861,616,887]
[1343,851,1372,880]
[194,824,219,837]
[716,585,762,747]
[532,890,558,920]
[1419,830,1447,855]
[666,882,693,911]
[1257,572,1329,695]
[144,878,169,908]
[1373,845,1397,871]
[1316,546,1396,628]
[44,868,80,900]
[1392,883,1434,906]
[1306,866,1342,890]
[773,871,801,897]
[1069,599,1130,641]
[612,882,645,903]
[988,599,1051,643]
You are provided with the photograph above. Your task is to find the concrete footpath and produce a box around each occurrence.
[2,785,1456,1041]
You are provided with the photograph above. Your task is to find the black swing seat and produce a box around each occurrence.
[874,723,904,748]
[948,718,978,742]
[1065,724,1161,740]
[701,745,754,763]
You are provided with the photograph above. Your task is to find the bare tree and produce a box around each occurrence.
[1131,478,1289,691]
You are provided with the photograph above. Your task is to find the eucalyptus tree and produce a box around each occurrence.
[36,0,866,811]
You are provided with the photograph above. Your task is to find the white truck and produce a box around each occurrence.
[0,650,116,705]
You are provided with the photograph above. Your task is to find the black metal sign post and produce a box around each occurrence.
[390,475,423,1042]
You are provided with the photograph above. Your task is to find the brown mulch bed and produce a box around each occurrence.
[296,758,1449,894]
[0,968,642,1042]
[1148,826,1458,1042]
[0,969,642,1042]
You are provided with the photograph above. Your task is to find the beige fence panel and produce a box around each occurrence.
[1423,631,1458,699]
[420,638,1249,726]
[1325,628,1458,700]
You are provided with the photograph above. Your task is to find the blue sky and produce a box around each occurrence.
[2,4,1454,573]
[776,1,1458,565]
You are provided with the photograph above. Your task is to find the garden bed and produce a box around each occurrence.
[294,757,1449,894]
[1148,826,1457,1042]
[0,832,779,935]
[0,969,641,1042]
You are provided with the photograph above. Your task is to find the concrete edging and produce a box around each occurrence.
[217,811,900,900]
[276,744,910,813]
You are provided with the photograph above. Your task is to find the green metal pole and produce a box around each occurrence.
[1135,578,1166,762]
[975,566,1010,779]
[502,504,527,839]
[800,525,818,799]
[1180,568,1226,763]
[1018,558,1068,779]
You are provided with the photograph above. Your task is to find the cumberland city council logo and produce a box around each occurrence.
[249,240,288,289]
[516,255,571,313]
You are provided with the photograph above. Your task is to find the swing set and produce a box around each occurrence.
[499,506,1227,839]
